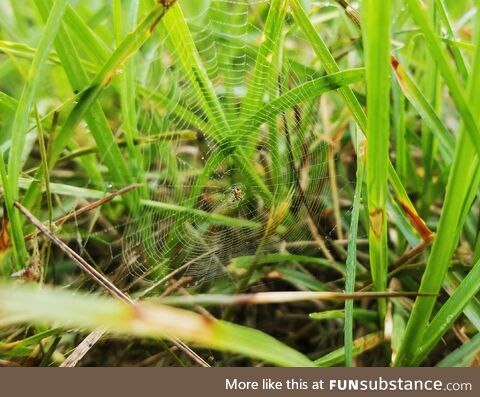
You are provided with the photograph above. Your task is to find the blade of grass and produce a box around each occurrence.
[62,4,110,65]
[344,131,365,366]
[361,0,393,320]
[411,258,480,365]
[392,82,407,184]
[436,332,480,367]
[446,272,480,331]
[157,291,433,306]
[419,0,441,216]
[0,283,314,367]
[229,253,344,274]
[238,0,287,129]
[0,39,97,73]
[392,58,453,162]
[435,0,469,82]
[0,91,18,111]
[239,69,365,134]
[113,0,144,182]
[311,309,377,323]
[17,178,264,230]
[314,331,384,367]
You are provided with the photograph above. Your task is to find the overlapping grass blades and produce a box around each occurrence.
[395,6,480,366]
[1,0,70,268]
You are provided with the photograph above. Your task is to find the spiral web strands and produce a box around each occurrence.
[81,0,359,294]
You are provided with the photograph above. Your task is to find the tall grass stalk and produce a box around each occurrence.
[361,0,392,321]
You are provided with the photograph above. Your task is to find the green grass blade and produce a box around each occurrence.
[361,0,393,320]
[0,90,18,111]
[436,332,480,367]
[17,178,263,231]
[161,2,230,141]
[0,283,314,367]
[392,61,453,162]
[113,0,144,182]
[311,309,377,323]
[314,332,384,367]
[239,69,365,134]
[63,4,110,65]
[344,132,365,366]
[435,0,469,82]
[238,0,287,127]
[412,258,480,365]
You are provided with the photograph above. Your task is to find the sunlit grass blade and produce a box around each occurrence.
[63,4,110,65]
[435,0,468,82]
[311,309,377,323]
[17,178,263,230]
[0,283,314,367]
[239,69,365,133]
[419,0,441,216]
[156,291,432,306]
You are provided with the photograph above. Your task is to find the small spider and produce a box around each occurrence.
[227,184,246,205]
[221,184,246,208]
[232,186,243,201]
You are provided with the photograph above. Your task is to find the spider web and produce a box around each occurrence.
[90,0,358,293]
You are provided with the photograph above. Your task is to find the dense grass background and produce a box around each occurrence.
[0,0,479,367]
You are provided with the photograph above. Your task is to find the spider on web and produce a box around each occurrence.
[223,183,247,208]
